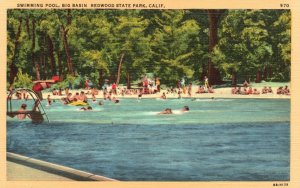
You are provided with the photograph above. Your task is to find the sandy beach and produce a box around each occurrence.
[40,86,290,100]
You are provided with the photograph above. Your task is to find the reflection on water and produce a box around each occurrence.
[7,98,290,181]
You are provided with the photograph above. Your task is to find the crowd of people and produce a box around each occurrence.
[231,86,261,95]
[10,80,291,105]
[8,75,291,123]
[10,77,291,104]
[231,80,290,96]
[11,90,29,100]
[276,86,290,95]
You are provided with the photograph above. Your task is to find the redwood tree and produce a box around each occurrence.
[59,10,74,76]
[9,18,22,90]
[207,9,225,85]
[47,35,57,76]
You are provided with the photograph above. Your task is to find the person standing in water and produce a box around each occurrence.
[92,93,96,102]
[16,100,44,123]
[17,104,30,120]
[47,95,52,105]
[160,92,167,99]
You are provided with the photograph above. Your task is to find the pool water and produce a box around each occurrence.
[7,98,290,181]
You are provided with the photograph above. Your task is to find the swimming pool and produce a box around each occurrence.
[7,98,290,181]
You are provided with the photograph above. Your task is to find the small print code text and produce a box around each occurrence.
[273,183,288,186]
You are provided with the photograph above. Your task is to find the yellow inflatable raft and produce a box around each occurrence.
[68,101,89,106]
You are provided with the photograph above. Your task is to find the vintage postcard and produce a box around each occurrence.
[1,0,299,188]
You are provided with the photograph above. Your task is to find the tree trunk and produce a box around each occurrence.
[268,67,273,79]
[255,70,262,83]
[126,72,131,89]
[263,66,268,80]
[207,10,224,85]
[9,18,22,89]
[47,35,57,76]
[34,61,41,80]
[109,74,115,84]
[98,69,104,89]
[45,54,48,79]
[231,72,237,86]
[42,53,47,80]
[39,56,45,80]
[263,66,273,80]
[67,10,72,25]
[207,59,221,85]
[61,26,74,75]
[32,19,40,80]
[26,18,31,39]
[57,51,63,80]
[116,53,125,85]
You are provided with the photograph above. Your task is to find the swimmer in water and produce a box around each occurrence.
[80,106,93,111]
[98,100,104,105]
[14,100,44,124]
[112,97,120,103]
[158,108,173,114]
[181,106,190,112]
[138,93,142,100]
[17,104,31,120]
[92,93,96,102]
[160,92,167,99]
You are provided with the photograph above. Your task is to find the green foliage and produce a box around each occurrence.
[51,80,68,90]
[109,11,152,84]
[14,69,33,88]
[7,9,291,89]
[150,10,200,85]
[66,74,76,84]
[274,11,291,63]
[212,10,290,82]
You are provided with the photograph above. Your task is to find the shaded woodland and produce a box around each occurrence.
[7,9,291,89]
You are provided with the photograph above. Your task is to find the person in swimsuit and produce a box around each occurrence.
[187,83,192,97]
[47,95,52,105]
[112,97,120,103]
[98,100,104,105]
[80,106,93,111]
[204,76,209,89]
[16,100,44,123]
[61,93,73,104]
[158,108,173,114]
[92,93,96,102]
[160,92,167,99]
[181,106,190,112]
[17,104,30,120]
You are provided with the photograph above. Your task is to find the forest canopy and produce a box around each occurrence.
[7,9,291,89]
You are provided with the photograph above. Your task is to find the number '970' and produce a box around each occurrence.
[280,4,289,7]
